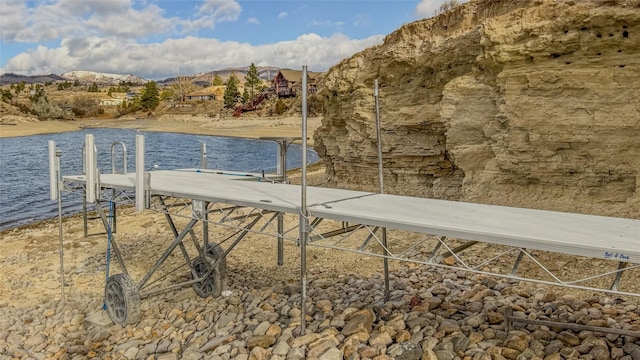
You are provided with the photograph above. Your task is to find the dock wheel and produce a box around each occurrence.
[191,243,227,298]
[207,243,227,290]
[104,273,141,326]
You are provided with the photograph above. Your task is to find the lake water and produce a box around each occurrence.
[0,128,318,231]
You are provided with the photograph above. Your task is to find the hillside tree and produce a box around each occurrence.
[172,76,195,102]
[211,75,223,86]
[223,73,240,108]
[242,87,250,104]
[140,81,160,110]
[14,81,25,94]
[245,63,262,104]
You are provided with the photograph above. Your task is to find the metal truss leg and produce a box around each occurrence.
[138,218,199,290]
[203,203,209,254]
[83,190,88,238]
[610,262,627,291]
[511,250,526,276]
[357,226,379,251]
[277,213,284,266]
[382,228,390,302]
[95,200,128,275]
[432,240,478,264]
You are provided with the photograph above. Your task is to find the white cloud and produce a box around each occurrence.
[0,0,243,42]
[0,0,29,41]
[2,33,384,79]
[278,12,288,20]
[247,17,260,25]
[197,0,242,22]
[415,0,469,19]
[353,14,372,27]
[1,0,175,42]
[311,20,346,29]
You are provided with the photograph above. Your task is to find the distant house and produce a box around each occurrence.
[185,87,217,101]
[271,69,321,97]
[100,98,123,106]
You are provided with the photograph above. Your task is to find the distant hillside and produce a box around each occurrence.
[61,70,147,85]
[0,73,66,85]
[1,66,282,87]
[159,66,280,86]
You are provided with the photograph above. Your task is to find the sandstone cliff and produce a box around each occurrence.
[314,0,640,218]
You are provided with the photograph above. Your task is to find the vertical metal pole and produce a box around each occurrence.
[374,79,390,302]
[299,65,309,335]
[203,203,209,253]
[277,213,284,266]
[56,148,65,303]
[201,142,207,169]
[85,134,96,204]
[82,194,88,238]
[135,135,145,212]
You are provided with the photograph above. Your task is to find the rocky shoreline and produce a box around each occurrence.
[1,253,639,360]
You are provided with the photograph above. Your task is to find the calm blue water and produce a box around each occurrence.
[0,128,318,231]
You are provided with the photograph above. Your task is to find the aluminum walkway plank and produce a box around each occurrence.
[63,170,640,263]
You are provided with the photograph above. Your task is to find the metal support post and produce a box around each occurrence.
[201,142,207,169]
[299,65,309,335]
[277,213,284,266]
[55,147,65,303]
[374,79,390,302]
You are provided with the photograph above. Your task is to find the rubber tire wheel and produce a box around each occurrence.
[207,243,227,291]
[105,273,141,326]
[191,255,223,298]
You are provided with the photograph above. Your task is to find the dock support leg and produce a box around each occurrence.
[610,262,627,291]
[277,213,284,266]
[83,190,88,238]
[203,203,209,254]
[95,201,129,275]
[138,218,199,290]
[299,213,308,335]
[382,228,390,302]
[511,250,526,276]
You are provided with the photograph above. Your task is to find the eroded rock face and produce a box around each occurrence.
[314,0,640,218]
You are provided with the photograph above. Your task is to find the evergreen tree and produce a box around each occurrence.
[242,87,249,104]
[15,81,25,94]
[223,73,240,108]
[88,82,99,92]
[30,84,46,103]
[1,89,13,102]
[140,81,160,110]
[211,75,223,86]
[244,63,261,104]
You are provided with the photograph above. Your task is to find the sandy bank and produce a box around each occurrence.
[0,115,321,145]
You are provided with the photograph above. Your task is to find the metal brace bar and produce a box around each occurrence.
[160,198,199,264]
[427,238,444,263]
[504,307,640,337]
[432,240,478,264]
[138,218,199,290]
[94,200,128,275]
[610,261,628,291]
[309,224,362,242]
[511,249,526,275]
[357,226,380,251]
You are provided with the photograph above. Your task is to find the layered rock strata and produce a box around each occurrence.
[314,0,640,218]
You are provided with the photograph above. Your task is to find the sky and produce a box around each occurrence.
[0,0,466,80]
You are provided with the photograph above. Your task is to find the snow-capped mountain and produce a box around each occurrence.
[61,70,147,85]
